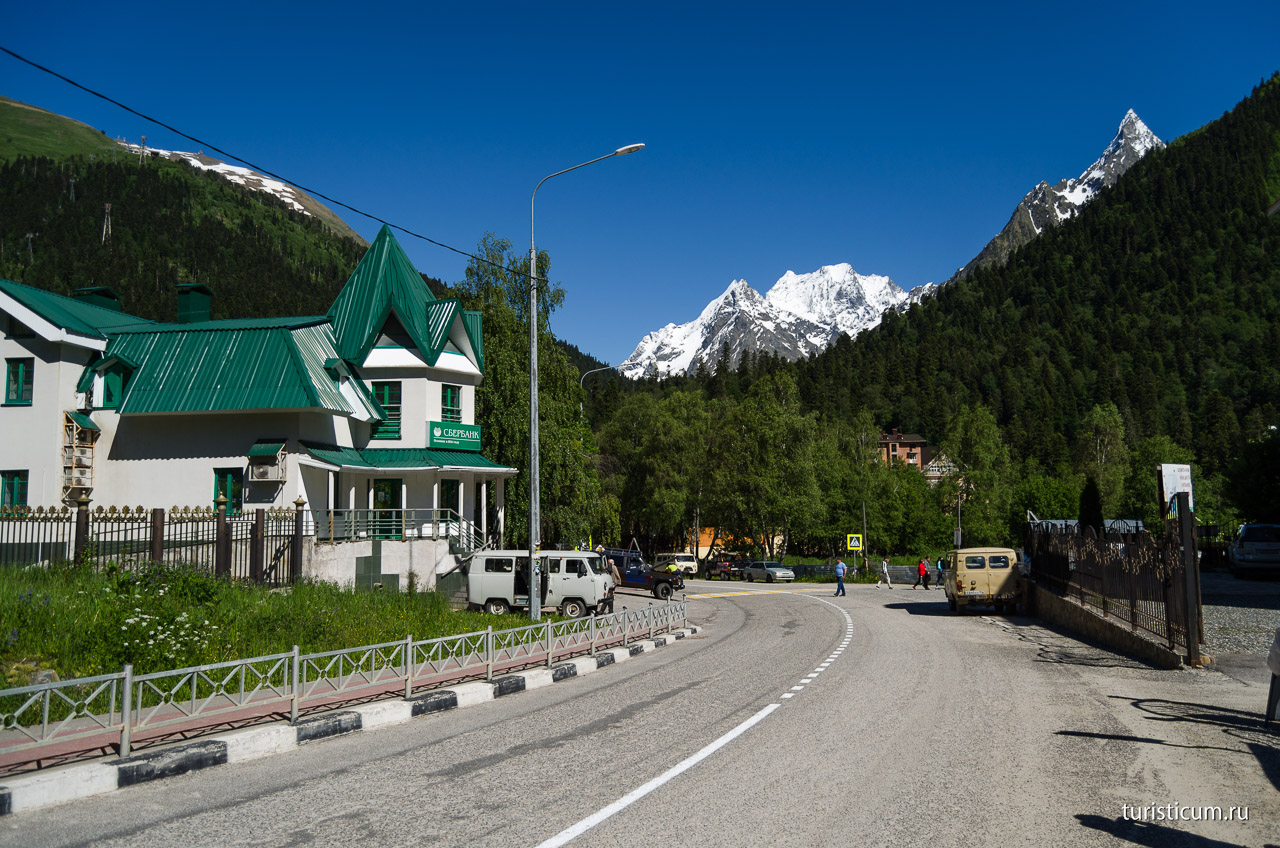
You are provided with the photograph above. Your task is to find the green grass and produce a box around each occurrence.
[0,97,121,162]
[0,560,527,688]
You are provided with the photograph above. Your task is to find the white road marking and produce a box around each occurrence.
[790,685,805,691]
[534,703,782,848]
[781,693,794,698]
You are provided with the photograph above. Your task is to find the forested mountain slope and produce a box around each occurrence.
[796,74,1280,474]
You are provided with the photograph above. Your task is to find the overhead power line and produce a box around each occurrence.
[0,44,517,277]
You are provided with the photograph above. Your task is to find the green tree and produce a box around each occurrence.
[1074,403,1129,514]
[941,404,1014,547]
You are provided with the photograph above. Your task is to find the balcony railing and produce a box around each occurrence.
[309,508,484,550]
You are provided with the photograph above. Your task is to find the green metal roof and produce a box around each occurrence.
[461,310,484,372]
[300,442,513,471]
[66,411,99,431]
[110,315,329,334]
[247,439,286,457]
[100,322,363,415]
[327,226,439,364]
[299,442,371,468]
[0,278,153,339]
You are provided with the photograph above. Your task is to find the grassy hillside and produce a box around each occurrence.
[0,97,122,161]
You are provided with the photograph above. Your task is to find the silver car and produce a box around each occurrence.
[742,561,795,583]
[1228,524,1280,576]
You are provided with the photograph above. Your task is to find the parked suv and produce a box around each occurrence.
[943,547,1021,613]
[1228,524,1280,576]
[655,552,699,575]
[604,547,685,600]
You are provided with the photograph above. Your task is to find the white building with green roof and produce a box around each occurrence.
[0,226,515,557]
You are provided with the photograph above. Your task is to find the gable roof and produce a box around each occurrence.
[98,319,381,416]
[327,225,441,364]
[0,278,153,342]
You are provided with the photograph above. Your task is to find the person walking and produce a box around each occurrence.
[833,559,847,596]
[876,555,893,589]
[913,558,929,589]
[936,554,945,590]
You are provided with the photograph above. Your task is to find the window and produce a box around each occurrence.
[485,557,514,574]
[963,555,986,569]
[5,358,33,406]
[440,478,459,513]
[442,384,462,423]
[370,381,401,440]
[989,555,1010,569]
[1,471,28,508]
[213,468,244,515]
[546,558,562,574]
[101,364,130,409]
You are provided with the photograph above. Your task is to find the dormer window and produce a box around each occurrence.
[101,362,131,410]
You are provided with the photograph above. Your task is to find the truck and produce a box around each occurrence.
[465,550,615,617]
[655,552,699,575]
[708,552,746,580]
[603,547,685,600]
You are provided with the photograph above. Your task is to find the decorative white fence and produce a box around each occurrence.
[0,601,687,773]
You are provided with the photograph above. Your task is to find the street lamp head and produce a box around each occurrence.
[613,143,645,156]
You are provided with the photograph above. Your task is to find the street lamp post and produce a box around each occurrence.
[578,364,620,418]
[527,143,644,621]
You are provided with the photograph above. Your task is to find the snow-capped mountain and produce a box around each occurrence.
[619,110,1161,380]
[619,265,917,379]
[947,110,1163,283]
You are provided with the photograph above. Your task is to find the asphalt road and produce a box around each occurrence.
[4,581,1276,847]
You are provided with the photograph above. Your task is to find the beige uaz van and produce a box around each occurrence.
[944,547,1021,613]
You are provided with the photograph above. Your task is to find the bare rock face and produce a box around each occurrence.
[946,110,1164,284]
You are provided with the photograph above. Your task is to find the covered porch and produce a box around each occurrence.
[296,442,517,549]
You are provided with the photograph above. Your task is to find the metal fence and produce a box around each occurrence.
[1026,522,1201,653]
[0,600,688,773]
[0,504,302,585]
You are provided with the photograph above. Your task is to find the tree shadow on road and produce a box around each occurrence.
[1108,696,1280,791]
[1056,729,1245,756]
[1075,814,1270,848]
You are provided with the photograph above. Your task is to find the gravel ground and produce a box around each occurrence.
[1199,570,1280,655]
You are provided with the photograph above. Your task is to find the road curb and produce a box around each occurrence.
[0,626,699,816]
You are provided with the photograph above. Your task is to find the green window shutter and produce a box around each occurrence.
[5,358,33,406]
[442,384,462,423]
[370,381,402,440]
[102,365,129,410]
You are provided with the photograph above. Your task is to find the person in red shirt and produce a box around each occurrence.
[913,558,930,589]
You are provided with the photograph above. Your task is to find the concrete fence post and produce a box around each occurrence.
[73,492,91,563]
[214,495,229,578]
[291,497,305,584]
[250,509,265,583]
[1177,492,1202,666]
[150,508,165,564]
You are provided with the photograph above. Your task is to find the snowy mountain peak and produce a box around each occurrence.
[947,109,1164,283]
[618,265,920,379]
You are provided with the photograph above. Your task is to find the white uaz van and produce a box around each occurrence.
[466,550,615,617]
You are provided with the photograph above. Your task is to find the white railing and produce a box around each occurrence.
[0,600,688,772]
[308,508,485,551]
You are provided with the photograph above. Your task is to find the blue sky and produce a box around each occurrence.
[5,1,1279,365]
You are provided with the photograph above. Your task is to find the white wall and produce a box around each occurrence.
[0,333,98,506]
[304,536,452,590]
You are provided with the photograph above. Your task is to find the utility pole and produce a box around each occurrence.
[24,232,35,264]
[861,500,868,574]
[68,177,77,202]
[102,204,112,245]
[139,135,147,165]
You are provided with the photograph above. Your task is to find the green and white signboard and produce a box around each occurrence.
[429,421,481,451]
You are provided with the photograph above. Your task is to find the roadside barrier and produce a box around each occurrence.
[0,600,687,774]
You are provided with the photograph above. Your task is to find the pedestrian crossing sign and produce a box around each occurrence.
[846,534,863,551]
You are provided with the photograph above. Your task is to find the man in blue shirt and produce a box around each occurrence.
[834,559,847,596]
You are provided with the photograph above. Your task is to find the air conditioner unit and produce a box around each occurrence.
[250,461,285,482]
